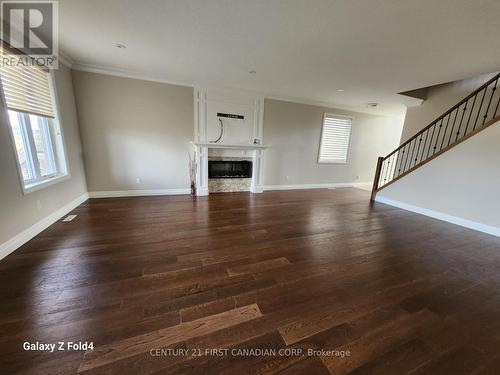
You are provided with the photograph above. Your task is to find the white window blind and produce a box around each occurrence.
[0,45,55,118]
[318,113,352,163]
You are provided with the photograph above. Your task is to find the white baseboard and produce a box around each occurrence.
[263,182,371,191]
[0,193,89,261]
[375,196,500,238]
[89,189,190,198]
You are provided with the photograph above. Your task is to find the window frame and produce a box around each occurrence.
[317,112,353,165]
[2,69,70,194]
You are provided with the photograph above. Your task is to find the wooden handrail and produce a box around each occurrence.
[384,72,500,161]
[371,71,500,199]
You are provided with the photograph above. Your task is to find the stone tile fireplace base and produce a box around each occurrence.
[208,178,252,193]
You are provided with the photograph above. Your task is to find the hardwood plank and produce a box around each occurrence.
[278,275,441,345]
[319,309,439,374]
[226,257,291,276]
[346,338,433,375]
[78,304,263,372]
[180,297,235,322]
[409,345,484,375]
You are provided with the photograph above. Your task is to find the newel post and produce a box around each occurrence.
[370,156,384,202]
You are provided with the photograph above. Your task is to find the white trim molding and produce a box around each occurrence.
[375,196,500,238]
[0,193,89,261]
[72,63,194,88]
[88,189,190,198]
[263,182,372,191]
[71,63,403,117]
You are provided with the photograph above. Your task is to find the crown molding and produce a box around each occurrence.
[263,94,405,118]
[70,63,404,117]
[58,49,74,68]
[71,63,195,88]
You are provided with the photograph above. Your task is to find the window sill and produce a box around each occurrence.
[23,174,70,195]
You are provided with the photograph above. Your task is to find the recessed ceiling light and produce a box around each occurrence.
[114,43,127,49]
[337,89,344,92]
[249,70,256,74]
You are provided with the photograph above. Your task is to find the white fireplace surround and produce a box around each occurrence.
[194,143,266,196]
[193,87,266,196]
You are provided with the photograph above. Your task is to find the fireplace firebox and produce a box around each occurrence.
[208,160,252,179]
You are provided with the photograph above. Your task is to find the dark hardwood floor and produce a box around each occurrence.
[1,188,500,374]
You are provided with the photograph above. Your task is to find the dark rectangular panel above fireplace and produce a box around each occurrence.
[208,160,253,179]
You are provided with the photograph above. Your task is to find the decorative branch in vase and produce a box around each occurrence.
[188,143,197,198]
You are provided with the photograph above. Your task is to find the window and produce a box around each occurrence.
[0,44,68,193]
[318,113,352,164]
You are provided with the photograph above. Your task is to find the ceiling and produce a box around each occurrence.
[59,0,500,116]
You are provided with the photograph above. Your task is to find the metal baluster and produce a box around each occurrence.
[414,134,423,167]
[383,158,390,184]
[482,79,498,125]
[426,121,438,158]
[407,139,417,171]
[472,87,487,131]
[395,149,402,178]
[463,93,477,135]
[389,153,397,183]
[447,108,459,146]
[439,114,450,151]
[401,144,410,175]
[379,159,387,188]
[420,128,430,164]
[455,101,468,142]
[494,90,500,118]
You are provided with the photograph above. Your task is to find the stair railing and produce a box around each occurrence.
[371,72,500,201]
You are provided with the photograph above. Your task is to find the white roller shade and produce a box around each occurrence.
[318,114,352,163]
[0,44,55,118]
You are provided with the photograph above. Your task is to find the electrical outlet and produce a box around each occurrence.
[136,178,141,184]
[285,175,290,181]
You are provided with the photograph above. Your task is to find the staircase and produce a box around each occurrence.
[371,72,500,201]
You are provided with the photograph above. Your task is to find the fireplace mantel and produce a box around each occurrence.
[194,142,267,150]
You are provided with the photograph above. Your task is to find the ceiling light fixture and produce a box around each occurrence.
[114,43,127,49]
[337,89,344,92]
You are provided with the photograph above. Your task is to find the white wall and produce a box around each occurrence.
[378,72,500,235]
[378,121,500,234]
[0,64,88,251]
[262,99,404,187]
[72,70,194,194]
[400,72,497,142]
